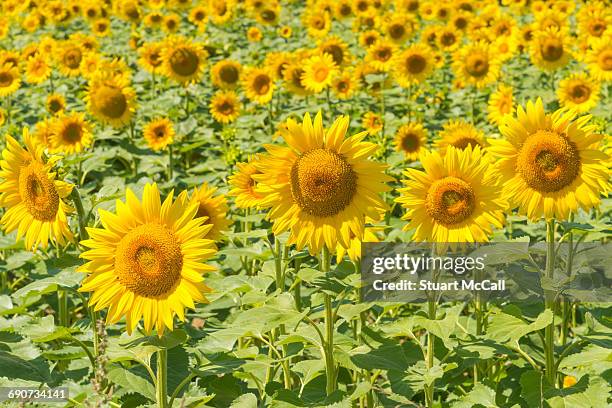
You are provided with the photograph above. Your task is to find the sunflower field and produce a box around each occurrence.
[0,0,611,407]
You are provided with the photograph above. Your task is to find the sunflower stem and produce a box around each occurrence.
[58,290,69,327]
[71,188,89,241]
[0,270,7,292]
[406,84,412,122]
[267,102,275,137]
[544,218,557,387]
[184,87,190,117]
[321,246,336,395]
[561,214,574,346]
[167,145,174,181]
[6,95,11,126]
[156,348,168,408]
[151,72,156,98]
[425,297,436,407]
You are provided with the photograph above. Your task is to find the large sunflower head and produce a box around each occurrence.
[396,145,506,244]
[488,98,611,221]
[85,73,136,128]
[253,112,391,254]
[211,59,242,89]
[228,154,265,209]
[143,117,175,151]
[487,84,514,126]
[0,128,74,250]
[161,36,208,85]
[0,63,21,98]
[530,27,572,71]
[394,122,428,161]
[49,112,93,154]
[301,53,338,94]
[243,67,275,104]
[434,120,488,155]
[189,183,231,241]
[392,43,435,87]
[78,183,217,336]
[557,73,601,113]
[209,90,241,124]
[452,41,500,89]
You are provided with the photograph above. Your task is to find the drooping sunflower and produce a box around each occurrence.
[49,112,93,154]
[56,43,84,77]
[161,36,207,85]
[85,73,136,128]
[228,155,265,209]
[396,145,506,243]
[189,183,231,241]
[143,117,175,151]
[301,53,338,93]
[392,43,435,87]
[488,98,611,221]
[487,84,514,126]
[529,27,572,71]
[394,122,428,161]
[78,183,217,335]
[366,39,397,72]
[25,55,51,84]
[362,111,383,135]
[332,70,358,99]
[243,67,274,105]
[585,34,612,82]
[0,63,20,98]
[46,93,66,115]
[209,90,241,124]
[557,73,600,113]
[254,112,391,254]
[211,59,242,89]
[0,128,74,250]
[434,120,488,155]
[452,42,500,89]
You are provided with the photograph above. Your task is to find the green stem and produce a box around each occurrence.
[58,290,69,327]
[184,87,190,117]
[6,95,11,126]
[156,348,168,408]
[71,188,89,241]
[167,145,173,181]
[425,298,436,407]
[1,270,7,292]
[321,246,336,395]
[91,309,100,358]
[544,219,557,386]
[267,102,275,137]
[168,372,196,407]
[407,84,412,122]
[561,216,574,346]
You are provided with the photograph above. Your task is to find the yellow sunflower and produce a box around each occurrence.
[78,183,217,336]
[138,42,164,75]
[49,112,93,154]
[0,63,20,98]
[188,6,208,26]
[279,25,292,38]
[530,27,572,71]
[362,111,383,135]
[359,29,380,48]
[336,224,383,262]
[33,118,53,148]
[396,145,506,243]
[247,26,263,42]
[332,70,359,99]
[452,42,500,89]
[189,183,231,241]
[0,128,74,250]
[585,34,612,82]
[143,117,175,151]
[161,36,207,85]
[209,90,241,124]
[46,93,66,115]
[243,67,275,104]
[228,155,265,209]
[254,112,391,254]
[56,43,84,77]
[162,13,181,33]
[283,63,311,97]
[437,25,462,51]
[301,53,338,93]
[366,39,397,72]
[144,11,164,28]
[434,120,488,156]
[557,73,601,113]
[264,52,292,80]
[394,122,428,161]
[86,73,136,128]
[318,36,351,67]
[211,59,242,89]
[392,43,435,87]
[25,55,51,84]
[382,13,416,43]
[92,18,111,36]
[488,98,611,221]
[487,84,514,126]
[303,11,331,38]
[0,108,5,127]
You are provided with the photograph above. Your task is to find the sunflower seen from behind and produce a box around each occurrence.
[0,128,74,250]
[189,183,232,241]
[254,112,391,254]
[488,98,610,221]
[78,183,217,335]
[143,117,175,151]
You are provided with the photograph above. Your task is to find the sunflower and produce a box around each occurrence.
[255,5,280,25]
[452,41,500,89]
[265,52,292,80]
[135,42,162,76]
[283,63,311,97]
[392,43,435,86]
[78,183,217,336]
[211,60,242,89]
[189,184,231,241]
[0,108,5,127]
[382,13,415,43]
[228,155,265,209]
[362,111,383,135]
[318,36,351,67]
[49,112,94,154]
[86,74,136,128]
[304,11,331,38]
[91,18,111,36]
[396,145,505,244]
[557,73,600,113]
[301,53,338,93]
[209,90,241,124]
[437,25,462,51]
[492,34,518,62]
[144,11,164,28]
[529,27,571,71]
[33,118,53,148]
[359,29,380,48]
[0,128,74,250]
[56,43,84,77]
[46,94,66,115]
[484,84,513,126]
[25,55,51,84]
[243,67,274,104]
[143,117,175,151]
[279,25,292,38]
[394,122,428,161]
[161,13,180,33]
[188,5,208,25]
[332,70,358,99]
[434,120,488,155]
[336,225,382,262]
[247,26,263,42]
[488,98,610,221]
[585,34,612,82]
[0,50,19,68]
[366,39,397,72]
[209,0,233,24]
[254,112,391,254]
[161,37,207,85]
[0,63,20,98]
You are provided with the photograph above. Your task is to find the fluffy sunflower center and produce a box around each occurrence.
[219,65,239,84]
[540,38,563,61]
[389,24,406,40]
[401,133,420,152]
[405,54,426,74]
[153,125,168,139]
[93,85,127,118]
[597,49,612,71]
[517,130,580,193]
[115,223,183,297]
[63,48,83,69]
[169,47,199,76]
[465,54,489,77]
[18,162,60,222]
[253,74,271,94]
[0,71,14,87]
[425,177,475,225]
[569,83,591,103]
[61,122,83,143]
[290,148,357,217]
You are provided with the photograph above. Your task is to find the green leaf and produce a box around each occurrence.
[107,366,156,401]
[230,393,258,408]
[451,384,498,407]
[488,309,553,344]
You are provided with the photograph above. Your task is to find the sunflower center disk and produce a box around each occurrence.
[516,130,581,192]
[314,65,329,82]
[18,162,60,222]
[219,66,239,83]
[64,48,82,69]
[0,72,13,87]
[406,55,426,74]
[254,75,270,94]
[425,177,475,225]
[598,50,612,70]
[377,48,392,61]
[94,85,127,118]
[401,133,420,152]
[324,45,343,65]
[389,24,405,40]
[63,122,83,143]
[465,54,489,77]
[541,39,563,61]
[115,223,183,298]
[170,48,199,76]
[452,137,481,150]
[290,148,357,217]
[570,84,591,102]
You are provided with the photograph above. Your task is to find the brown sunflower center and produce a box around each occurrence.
[517,130,580,192]
[18,162,60,222]
[115,223,183,298]
[62,122,83,143]
[154,126,167,139]
[290,148,357,217]
[340,4,351,16]
[401,132,420,152]
[0,71,14,87]
[93,85,127,119]
[312,16,325,29]
[465,54,489,77]
[375,47,392,61]
[219,65,239,84]
[440,32,456,46]
[425,177,475,225]
[452,136,482,150]
[598,49,612,71]
[49,99,63,113]
[253,74,271,94]
[323,44,344,66]
[454,16,467,30]
[63,48,82,69]
[569,83,591,103]
[336,80,349,92]
[261,9,276,22]
[169,47,199,76]
[588,20,606,37]
[389,23,406,40]
[541,38,564,61]
[406,54,427,74]
[217,100,235,115]
[149,51,161,67]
